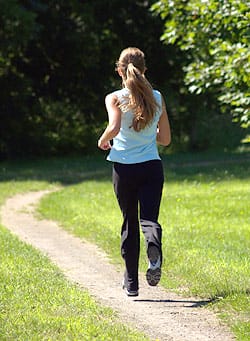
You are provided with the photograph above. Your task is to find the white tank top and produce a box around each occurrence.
[107,88,162,164]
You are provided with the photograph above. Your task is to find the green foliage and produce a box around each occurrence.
[0,0,247,158]
[0,0,39,158]
[0,0,37,76]
[0,0,172,158]
[152,0,250,127]
[35,98,103,155]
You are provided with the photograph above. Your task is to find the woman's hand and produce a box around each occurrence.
[98,139,111,150]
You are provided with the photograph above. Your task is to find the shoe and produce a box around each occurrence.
[122,279,139,297]
[146,245,161,286]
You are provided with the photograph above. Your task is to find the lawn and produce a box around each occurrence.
[0,150,249,340]
[38,151,250,340]
[0,174,148,340]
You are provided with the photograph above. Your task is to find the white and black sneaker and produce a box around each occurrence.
[146,245,161,286]
[122,279,139,297]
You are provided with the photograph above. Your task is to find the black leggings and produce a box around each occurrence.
[112,160,164,291]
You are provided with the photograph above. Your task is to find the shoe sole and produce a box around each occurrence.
[146,267,161,286]
[146,245,161,286]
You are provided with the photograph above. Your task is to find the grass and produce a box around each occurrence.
[0,181,149,339]
[37,151,250,340]
[0,226,149,340]
[1,150,249,340]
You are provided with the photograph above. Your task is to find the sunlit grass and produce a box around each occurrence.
[0,180,149,340]
[160,179,249,294]
[1,151,249,340]
[38,153,250,340]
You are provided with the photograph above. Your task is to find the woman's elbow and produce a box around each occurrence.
[158,133,171,146]
[161,137,171,146]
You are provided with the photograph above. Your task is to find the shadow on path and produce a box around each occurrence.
[134,298,214,308]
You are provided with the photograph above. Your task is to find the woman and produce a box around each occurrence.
[98,47,171,297]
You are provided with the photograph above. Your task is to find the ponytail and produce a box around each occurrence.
[117,48,159,132]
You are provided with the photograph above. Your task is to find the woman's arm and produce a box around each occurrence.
[157,95,171,146]
[98,94,121,150]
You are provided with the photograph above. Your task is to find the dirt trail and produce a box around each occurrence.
[1,190,235,341]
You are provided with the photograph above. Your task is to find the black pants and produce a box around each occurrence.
[112,160,164,291]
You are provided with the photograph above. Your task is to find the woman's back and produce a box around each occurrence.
[107,88,162,164]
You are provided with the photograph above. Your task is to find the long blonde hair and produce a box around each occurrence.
[116,47,158,132]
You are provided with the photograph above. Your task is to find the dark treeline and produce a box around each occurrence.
[0,0,245,159]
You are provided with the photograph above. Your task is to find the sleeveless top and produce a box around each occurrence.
[107,87,162,164]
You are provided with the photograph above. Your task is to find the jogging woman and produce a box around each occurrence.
[98,47,171,296]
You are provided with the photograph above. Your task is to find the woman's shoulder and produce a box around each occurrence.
[152,89,162,105]
[106,88,129,105]
[111,88,129,97]
[153,89,162,97]
[105,88,126,98]
[105,88,129,107]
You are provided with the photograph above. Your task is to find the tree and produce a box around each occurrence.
[0,0,110,157]
[0,0,40,157]
[0,0,173,158]
[1,0,246,158]
[152,0,250,131]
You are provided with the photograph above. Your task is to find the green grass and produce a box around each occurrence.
[0,224,148,340]
[1,151,249,340]
[36,151,250,340]
[0,180,149,340]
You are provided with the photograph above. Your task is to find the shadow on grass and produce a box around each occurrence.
[162,151,250,183]
[0,151,249,185]
[0,154,112,185]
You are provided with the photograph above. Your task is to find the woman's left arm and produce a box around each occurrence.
[157,95,171,146]
[98,94,122,150]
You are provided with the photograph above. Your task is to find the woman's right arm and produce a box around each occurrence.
[98,94,121,150]
[157,95,171,146]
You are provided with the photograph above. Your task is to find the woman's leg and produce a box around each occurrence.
[112,163,140,292]
[138,160,164,285]
[139,160,164,257]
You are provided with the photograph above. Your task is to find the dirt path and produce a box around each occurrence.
[1,190,234,341]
